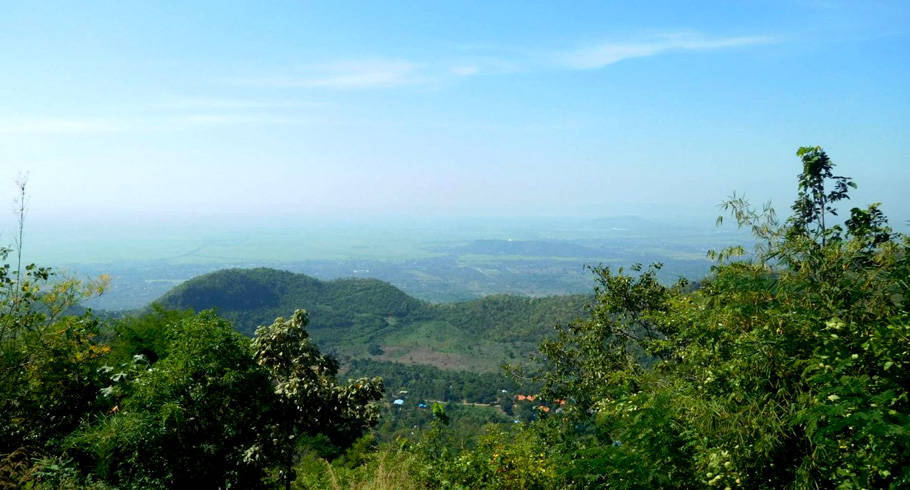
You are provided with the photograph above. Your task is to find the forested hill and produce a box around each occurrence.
[156,267,589,372]
[158,268,426,336]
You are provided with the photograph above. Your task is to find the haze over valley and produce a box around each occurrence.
[25,215,745,310]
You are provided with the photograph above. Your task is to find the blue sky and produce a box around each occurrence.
[1,1,908,225]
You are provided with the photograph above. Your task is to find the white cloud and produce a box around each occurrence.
[558,33,775,70]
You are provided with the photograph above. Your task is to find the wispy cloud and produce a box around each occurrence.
[230,59,426,89]
[224,32,773,91]
[557,33,775,70]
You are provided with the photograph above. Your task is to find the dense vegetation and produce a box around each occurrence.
[0,261,382,488]
[1,146,907,488]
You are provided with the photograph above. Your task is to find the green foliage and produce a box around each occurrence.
[106,304,193,364]
[533,263,677,416]
[0,244,110,488]
[2,315,108,450]
[789,145,856,245]
[796,318,910,486]
[403,422,562,489]
[432,294,589,344]
[0,258,387,490]
[68,311,276,488]
[54,308,388,489]
[378,401,512,448]
[251,309,384,487]
[431,402,450,426]
[346,359,522,405]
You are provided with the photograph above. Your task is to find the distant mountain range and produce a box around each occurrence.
[156,268,588,372]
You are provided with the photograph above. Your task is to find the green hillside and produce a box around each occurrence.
[156,267,588,372]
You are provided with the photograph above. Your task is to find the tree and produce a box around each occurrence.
[535,263,676,417]
[1,178,109,487]
[250,309,383,490]
[788,146,856,245]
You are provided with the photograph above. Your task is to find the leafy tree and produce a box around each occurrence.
[69,312,276,489]
[250,309,384,489]
[788,145,856,245]
[0,242,109,488]
[0,313,109,479]
[844,202,892,252]
[535,263,676,417]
